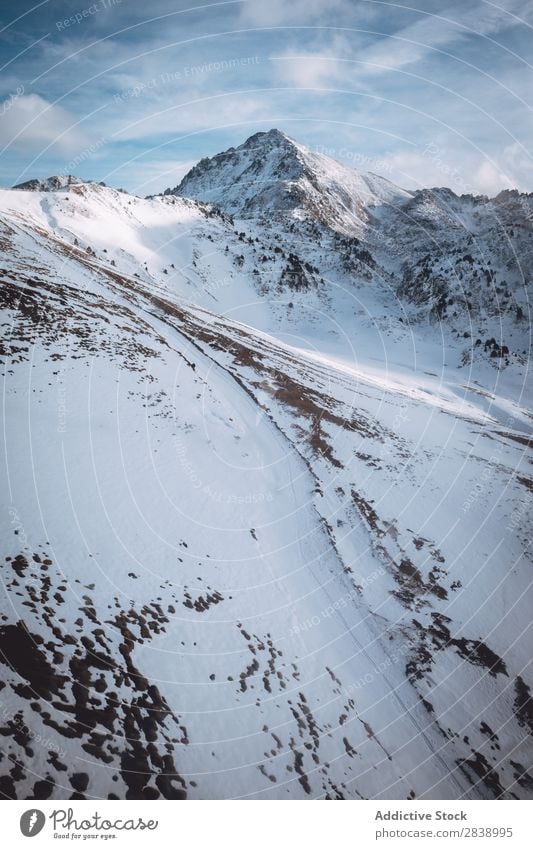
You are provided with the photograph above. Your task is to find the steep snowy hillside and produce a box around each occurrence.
[1,143,532,801]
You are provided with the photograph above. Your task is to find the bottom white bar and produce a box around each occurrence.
[4,799,532,848]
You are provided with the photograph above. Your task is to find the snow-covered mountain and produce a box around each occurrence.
[1,132,532,801]
[168,130,532,351]
[167,128,410,232]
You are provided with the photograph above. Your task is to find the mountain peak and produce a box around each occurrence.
[164,128,409,232]
[241,128,294,147]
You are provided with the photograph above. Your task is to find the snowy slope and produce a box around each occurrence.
[1,139,532,801]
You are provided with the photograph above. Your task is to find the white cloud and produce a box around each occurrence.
[378,148,521,196]
[471,160,515,194]
[501,141,533,190]
[270,33,354,89]
[108,157,197,195]
[110,91,273,143]
[272,54,341,88]
[0,93,89,154]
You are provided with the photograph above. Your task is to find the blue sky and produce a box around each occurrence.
[0,0,531,195]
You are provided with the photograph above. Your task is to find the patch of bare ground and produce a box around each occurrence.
[457,751,507,797]
[0,551,189,800]
[496,431,533,449]
[0,272,164,373]
[406,613,507,683]
[516,475,533,492]
[350,491,448,608]
[513,676,533,734]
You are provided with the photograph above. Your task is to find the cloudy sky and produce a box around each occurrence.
[0,0,531,195]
